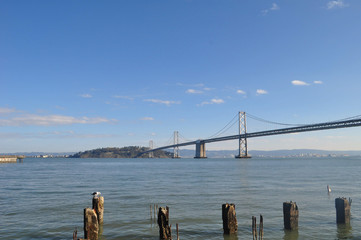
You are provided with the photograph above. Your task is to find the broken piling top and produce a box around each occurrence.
[283,201,299,230]
[84,208,99,240]
[158,206,171,240]
[92,196,104,224]
[222,203,238,234]
[335,197,351,224]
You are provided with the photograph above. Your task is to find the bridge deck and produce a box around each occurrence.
[143,118,361,154]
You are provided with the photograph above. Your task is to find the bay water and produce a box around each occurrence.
[1,157,361,240]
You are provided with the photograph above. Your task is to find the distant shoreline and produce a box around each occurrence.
[3,148,361,159]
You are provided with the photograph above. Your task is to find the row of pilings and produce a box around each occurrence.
[73,196,351,240]
[156,197,351,240]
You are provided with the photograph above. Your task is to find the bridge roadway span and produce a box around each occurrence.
[143,118,361,157]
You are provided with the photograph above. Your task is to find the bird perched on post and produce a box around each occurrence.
[92,192,101,198]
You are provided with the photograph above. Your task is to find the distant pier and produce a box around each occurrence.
[0,155,25,163]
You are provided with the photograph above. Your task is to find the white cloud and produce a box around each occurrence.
[141,117,154,121]
[292,80,310,86]
[237,90,246,95]
[198,98,225,106]
[211,98,224,104]
[262,3,280,15]
[327,0,348,9]
[80,93,92,98]
[0,114,116,126]
[314,81,323,84]
[186,89,203,94]
[0,131,118,139]
[0,107,16,114]
[144,99,181,106]
[256,89,268,95]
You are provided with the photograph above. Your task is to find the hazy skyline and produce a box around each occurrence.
[1,0,361,153]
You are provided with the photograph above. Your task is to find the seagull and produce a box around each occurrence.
[91,192,101,198]
[327,185,331,193]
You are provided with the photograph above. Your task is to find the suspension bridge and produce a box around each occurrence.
[141,112,361,158]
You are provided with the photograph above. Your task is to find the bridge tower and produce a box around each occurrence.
[236,111,250,158]
[149,140,154,158]
[173,131,180,158]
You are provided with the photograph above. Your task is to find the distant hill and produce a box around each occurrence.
[69,146,172,158]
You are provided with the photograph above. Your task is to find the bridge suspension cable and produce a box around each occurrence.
[178,132,193,143]
[207,113,239,138]
[247,113,361,128]
[163,133,174,147]
[246,113,305,127]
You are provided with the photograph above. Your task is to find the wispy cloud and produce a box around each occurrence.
[262,3,280,15]
[0,107,16,114]
[327,0,348,9]
[186,89,203,94]
[292,80,310,86]
[141,117,154,121]
[292,80,323,86]
[0,131,118,139]
[198,98,225,106]
[256,89,268,95]
[80,93,92,98]
[144,99,181,106]
[237,90,246,95]
[0,114,117,126]
[113,95,134,100]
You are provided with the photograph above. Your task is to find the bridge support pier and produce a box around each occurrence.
[194,141,207,158]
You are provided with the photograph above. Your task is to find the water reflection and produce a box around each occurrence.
[223,233,239,240]
[283,229,298,240]
[337,223,352,239]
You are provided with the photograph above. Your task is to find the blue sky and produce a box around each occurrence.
[1,0,361,153]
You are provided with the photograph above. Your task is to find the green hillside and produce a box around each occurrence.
[69,146,172,158]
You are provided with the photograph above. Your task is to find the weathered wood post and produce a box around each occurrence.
[335,197,351,224]
[84,208,99,240]
[283,201,298,230]
[150,205,153,220]
[222,203,238,234]
[176,223,179,240]
[73,228,77,240]
[158,206,171,240]
[92,196,104,225]
[259,215,263,240]
[252,216,257,240]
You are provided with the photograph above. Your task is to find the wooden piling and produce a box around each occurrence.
[222,203,238,234]
[176,223,179,240]
[252,216,257,240]
[335,197,351,224]
[283,201,298,230]
[259,215,263,240]
[73,228,77,240]
[84,208,99,240]
[92,196,104,225]
[158,206,172,240]
[154,204,156,222]
[150,205,153,220]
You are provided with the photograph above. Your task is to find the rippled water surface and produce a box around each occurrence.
[1,157,361,240]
